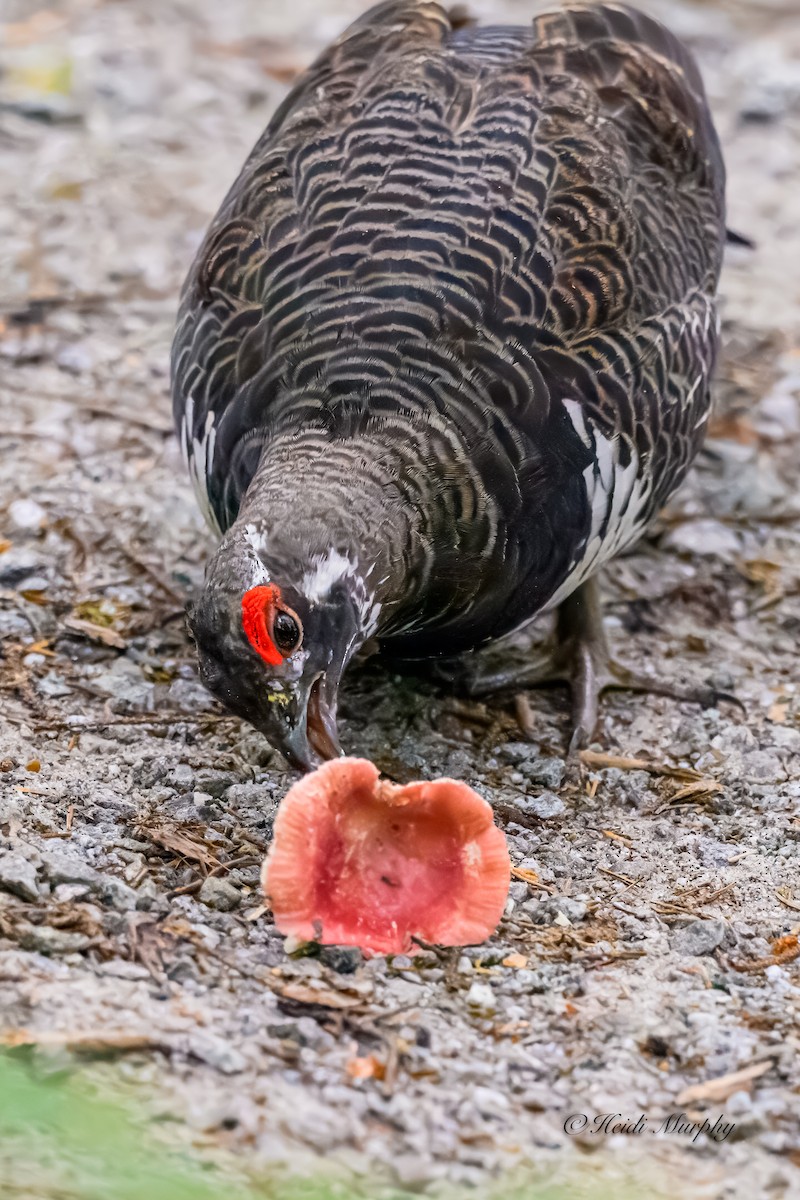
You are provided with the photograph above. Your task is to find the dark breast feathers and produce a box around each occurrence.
[171,0,725,653]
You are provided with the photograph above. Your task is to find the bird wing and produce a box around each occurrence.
[172,1,457,529]
[171,1,724,537]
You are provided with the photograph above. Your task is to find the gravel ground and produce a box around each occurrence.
[1,1,800,1196]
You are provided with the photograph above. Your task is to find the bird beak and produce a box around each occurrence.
[273,670,342,772]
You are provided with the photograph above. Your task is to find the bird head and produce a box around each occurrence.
[189,524,372,771]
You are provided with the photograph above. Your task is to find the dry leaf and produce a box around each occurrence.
[707,414,758,444]
[676,1060,772,1106]
[767,702,789,723]
[49,180,83,201]
[27,638,55,657]
[62,616,128,650]
[668,779,723,804]
[771,933,798,957]
[510,866,539,885]
[273,980,364,1010]
[493,1020,530,1038]
[9,58,73,97]
[6,12,67,49]
[128,917,179,983]
[346,1055,385,1080]
[502,953,528,969]
[20,590,49,606]
[0,1028,161,1054]
[73,598,130,627]
[602,829,633,847]
[739,558,783,597]
[139,822,219,870]
[776,887,800,913]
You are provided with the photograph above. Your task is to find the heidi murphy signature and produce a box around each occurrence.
[564,1112,735,1144]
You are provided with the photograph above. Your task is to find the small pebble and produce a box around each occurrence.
[198,876,241,912]
[516,791,565,820]
[524,895,587,925]
[670,918,726,957]
[520,757,566,789]
[662,518,743,561]
[185,1033,247,1074]
[51,883,91,903]
[319,945,362,974]
[169,676,218,713]
[465,981,496,1012]
[0,854,40,903]
[8,498,47,533]
[19,925,91,955]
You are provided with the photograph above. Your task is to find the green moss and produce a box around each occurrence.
[0,1051,653,1200]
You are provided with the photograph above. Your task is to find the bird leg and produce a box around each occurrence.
[467,576,735,752]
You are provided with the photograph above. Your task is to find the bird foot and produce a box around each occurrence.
[460,579,741,753]
[469,642,737,754]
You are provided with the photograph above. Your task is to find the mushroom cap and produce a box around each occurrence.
[262,757,510,956]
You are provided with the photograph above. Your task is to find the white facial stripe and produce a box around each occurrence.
[238,524,271,586]
[301,549,359,602]
[301,548,382,639]
[242,524,269,556]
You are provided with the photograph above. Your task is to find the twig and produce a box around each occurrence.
[78,405,171,435]
[579,749,704,782]
[381,1036,401,1098]
[514,693,537,741]
[169,854,259,897]
[724,942,800,974]
[598,866,639,887]
[34,711,231,732]
[701,881,736,905]
[585,950,646,970]
[676,1060,773,1106]
[0,1028,166,1055]
[776,887,800,913]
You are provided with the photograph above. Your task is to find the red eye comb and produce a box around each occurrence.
[242,584,283,666]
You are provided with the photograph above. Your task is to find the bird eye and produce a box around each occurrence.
[273,608,302,654]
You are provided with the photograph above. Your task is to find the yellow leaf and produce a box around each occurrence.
[10,57,73,96]
[510,866,539,885]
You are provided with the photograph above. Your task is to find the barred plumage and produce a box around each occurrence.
[172,0,726,767]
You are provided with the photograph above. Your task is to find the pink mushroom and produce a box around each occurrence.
[262,757,510,957]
